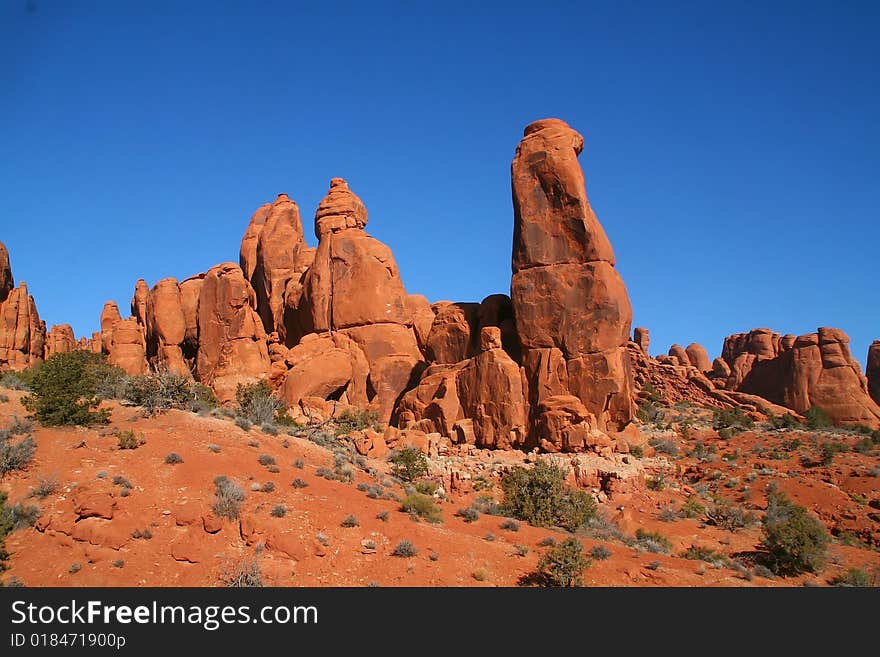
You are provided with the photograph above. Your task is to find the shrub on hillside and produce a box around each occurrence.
[212,476,246,520]
[529,538,590,587]
[389,447,428,482]
[805,406,832,430]
[500,461,596,532]
[21,351,120,426]
[0,435,35,477]
[761,489,829,576]
[334,408,380,435]
[712,407,754,434]
[400,492,442,523]
[235,381,283,426]
[124,371,216,415]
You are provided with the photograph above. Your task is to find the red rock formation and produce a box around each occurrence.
[868,340,880,406]
[195,263,269,403]
[0,241,12,304]
[131,279,149,327]
[146,278,190,376]
[397,327,527,449]
[282,179,424,422]
[686,343,712,373]
[424,302,479,364]
[45,324,78,357]
[668,344,690,367]
[0,281,45,370]
[720,326,880,428]
[239,203,271,282]
[100,302,121,355]
[107,317,148,375]
[247,194,314,338]
[510,118,633,435]
[633,327,650,355]
[179,273,204,362]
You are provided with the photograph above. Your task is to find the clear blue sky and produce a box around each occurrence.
[2,1,878,365]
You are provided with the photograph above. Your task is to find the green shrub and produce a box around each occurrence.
[635,529,671,554]
[270,505,286,518]
[456,507,480,523]
[392,540,417,557]
[0,372,30,391]
[116,429,143,450]
[124,372,215,414]
[712,407,754,433]
[235,381,283,426]
[334,408,379,435]
[400,493,442,523]
[768,412,801,430]
[819,441,847,466]
[212,476,245,520]
[705,500,756,531]
[805,407,832,430]
[340,514,359,527]
[829,568,875,587]
[761,489,829,576]
[164,453,183,465]
[389,447,428,482]
[0,435,35,476]
[590,545,612,560]
[221,558,264,587]
[679,497,706,519]
[21,351,120,426]
[500,461,596,532]
[532,538,590,587]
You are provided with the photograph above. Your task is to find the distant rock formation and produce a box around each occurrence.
[720,327,880,428]
[0,242,45,371]
[45,324,78,357]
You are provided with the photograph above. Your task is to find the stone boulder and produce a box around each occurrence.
[686,343,712,373]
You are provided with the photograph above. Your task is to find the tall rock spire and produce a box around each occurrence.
[510,118,634,436]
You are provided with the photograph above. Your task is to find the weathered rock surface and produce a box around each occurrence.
[510,118,633,435]
[247,194,313,338]
[195,263,269,403]
[721,326,880,428]
[131,279,149,327]
[100,302,121,355]
[146,278,190,376]
[685,343,712,373]
[633,327,650,355]
[280,179,424,422]
[868,340,880,406]
[107,317,148,375]
[0,241,12,304]
[45,324,77,357]
[0,281,45,370]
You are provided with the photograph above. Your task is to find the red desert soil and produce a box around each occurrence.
[1,391,878,587]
